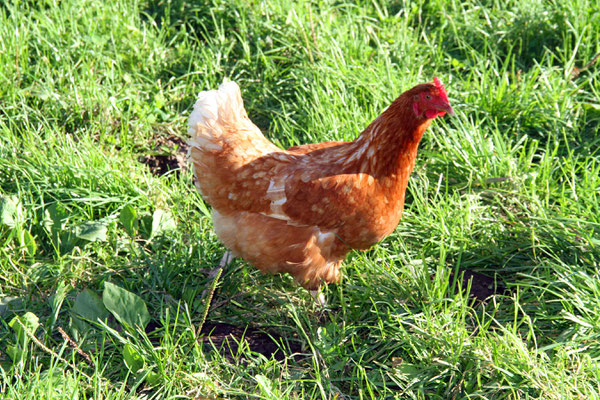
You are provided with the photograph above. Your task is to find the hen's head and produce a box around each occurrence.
[410,77,454,119]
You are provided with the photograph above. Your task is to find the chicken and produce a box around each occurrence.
[188,78,453,297]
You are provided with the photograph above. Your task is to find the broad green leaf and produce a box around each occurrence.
[43,203,68,249]
[145,370,161,386]
[49,282,69,329]
[139,214,153,238]
[75,222,107,242]
[123,344,144,372]
[9,312,39,343]
[0,296,23,317]
[151,209,176,237]
[19,229,37,255]
[119,205,138,236]
[0,195,20,228]
[6,344,22,363]
[44,203,68,230]
[71,288,109,337]
[102,282,150,329]
[72,289,109,323]
[8,312,39,364]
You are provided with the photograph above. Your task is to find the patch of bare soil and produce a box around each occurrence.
[449,269,507,302]
[198,323,302,362]
[139,135,188,176]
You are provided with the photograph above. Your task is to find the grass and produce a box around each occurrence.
[1,0,599,398]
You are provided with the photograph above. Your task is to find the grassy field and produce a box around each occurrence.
[1,0,600,398]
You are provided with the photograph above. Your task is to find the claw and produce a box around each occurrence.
[310,290,327,307]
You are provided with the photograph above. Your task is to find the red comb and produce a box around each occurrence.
[433,77,449,102]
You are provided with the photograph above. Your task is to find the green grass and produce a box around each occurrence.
[1,0,600,398]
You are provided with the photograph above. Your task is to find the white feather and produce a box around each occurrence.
[188,81,244,147]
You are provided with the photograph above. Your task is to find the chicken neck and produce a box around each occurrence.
[348,97,431,182]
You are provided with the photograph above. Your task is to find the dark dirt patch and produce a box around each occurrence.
[139,135,188,176]
[198,323,302,362]
[449,269,507,302]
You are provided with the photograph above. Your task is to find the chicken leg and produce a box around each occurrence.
[217,250,234,273]
[201,250,234,299]
[217,251,328,307]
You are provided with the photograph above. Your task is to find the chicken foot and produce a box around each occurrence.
[310,289,327,308]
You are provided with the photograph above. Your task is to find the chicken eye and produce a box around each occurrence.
[425,95,432,100]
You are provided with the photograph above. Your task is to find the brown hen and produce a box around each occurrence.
[188,78,453,297]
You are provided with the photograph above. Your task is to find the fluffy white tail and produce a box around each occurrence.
[188,81,278,157]
[187,81,248,150]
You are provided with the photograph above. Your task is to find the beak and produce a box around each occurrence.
[438,102,455,116]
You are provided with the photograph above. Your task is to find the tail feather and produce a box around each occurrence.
[187,81,276,155]
[188,81,246,149]
[187,80,281,204]
[188,81,244,133]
